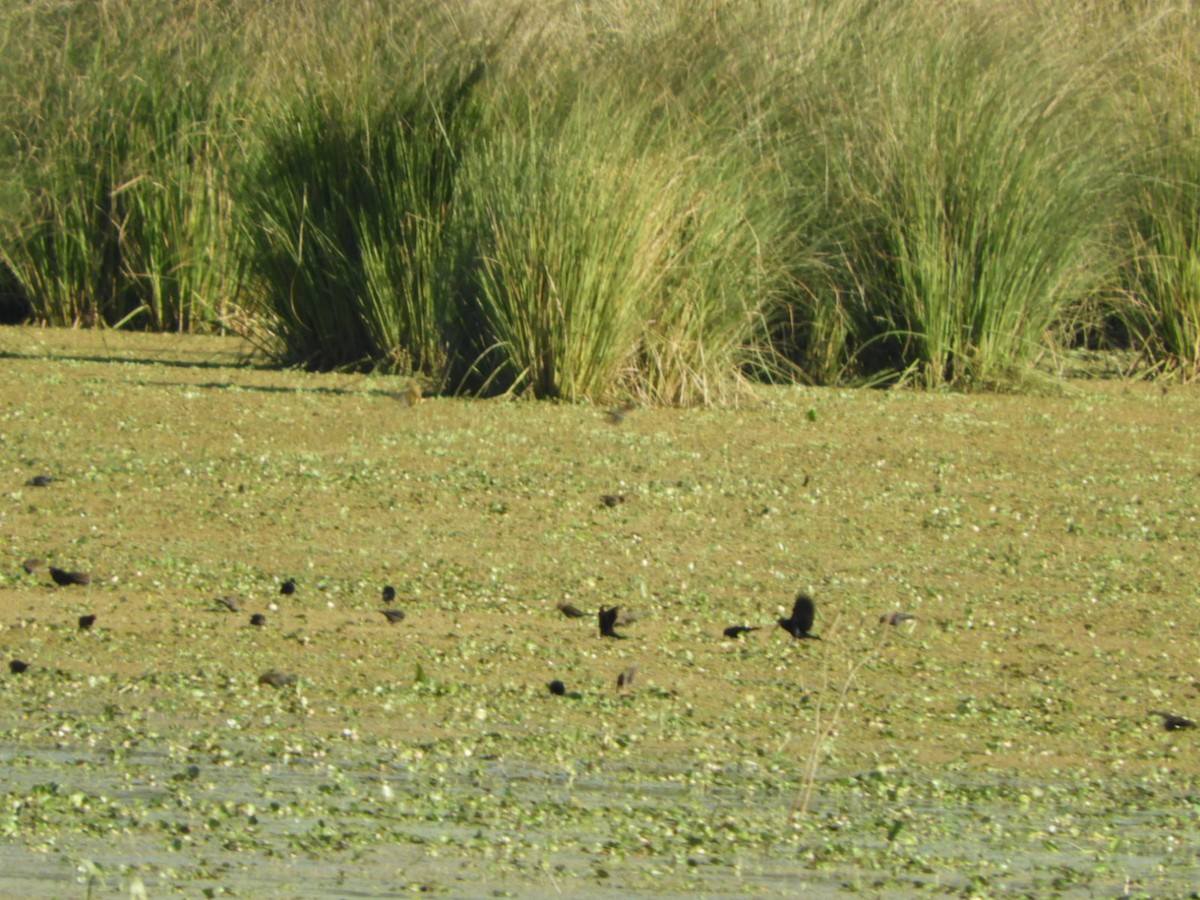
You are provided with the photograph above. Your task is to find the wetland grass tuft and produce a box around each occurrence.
[3,0,1200,391]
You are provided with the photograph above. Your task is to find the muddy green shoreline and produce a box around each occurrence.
[1,327,1197,897]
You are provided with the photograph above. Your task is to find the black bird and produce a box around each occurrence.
[617,665,639,693]
[557,602,587,619]
[78,614,96,631]
[599,606,624,639]
[548,679,567,696]
[258,671,296,688]
[605,402,635,425]
[600,494,625,508]
[280,578,296,596]
[9,660,29,674]
[27,475,53,487]
[778,592,820,640]
[880,612,916,626]
[49,567,91,587]
[382,585,396,604]
[381,609,406,624]
[249,613,267,627]
[215,597,240,613]
[22,558,46,575]
[724,625,760,639]
[1150,710,1196,732]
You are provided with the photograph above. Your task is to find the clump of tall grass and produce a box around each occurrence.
[1114,8,1200,381]
[241,67,485,376]
[0,1,245,331]
[779,2,1121,388]
[7,0,1200,398]
[452,3,800,404]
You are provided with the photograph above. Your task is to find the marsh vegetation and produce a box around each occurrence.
[3,1,1200,399]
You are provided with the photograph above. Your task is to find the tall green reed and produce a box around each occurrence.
[780,2,1120,387]
[1116,8,1200,380]
[241,70,483,375]
[0,1,244,330]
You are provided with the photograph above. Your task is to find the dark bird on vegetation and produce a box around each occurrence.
[49,567,91,587]
[548,679,567,696]
[382,585,396,604]
[215,597,240,613]
[258,671,296,688]
[9,660,29,674]
[249,613,267,627]
[880,612,916,626]
[605,403,635,425]
[617,665,639,693]
[22,558,46,575]
[27,475,53,487]
[778,592,820,640]
[1150,710,1196,732]
[381,609,406,624]
[724,625,760,639]
[599,606,624,639]
[600,494,625,508]
[78,614,96,631]
[280,578,296,596]
[557,602,587,619]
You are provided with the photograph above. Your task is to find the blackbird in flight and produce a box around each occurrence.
[724,625,760,639]
[50,567,91,587]
[250,613,267,627]
[78,614,96,631]
[382,585,396,604]
[778,592,820,640]
[280,578,296,596]
[548,680,567,696]
[599,606,624,639]
[1150,710,1196,731]
[9,660,29,674]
